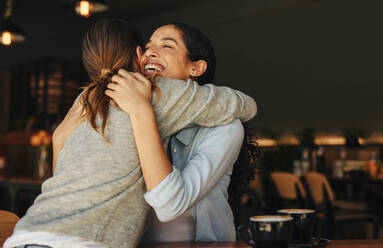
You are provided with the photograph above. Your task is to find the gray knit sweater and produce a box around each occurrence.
[14,77,257,248]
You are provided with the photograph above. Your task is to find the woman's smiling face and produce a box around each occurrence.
[140,25,194,80]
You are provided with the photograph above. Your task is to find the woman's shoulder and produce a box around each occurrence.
[153,77,203,91]
[201,119,244,139]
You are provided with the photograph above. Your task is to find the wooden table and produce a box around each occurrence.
[140,239,383,247]
[140,242,249,247]
[328,239,383,247]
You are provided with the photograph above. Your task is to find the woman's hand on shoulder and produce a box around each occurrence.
[106,69,152,116]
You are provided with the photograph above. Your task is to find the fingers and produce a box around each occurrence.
[118,68,139,81]
[111,74,124,84]
[111,70,149,95]
[112,71,140,86]
[105,89,114,98]
[117,68,130,78]
[131,72,151,87]
[105,84,120,99]
[106,82,118,91]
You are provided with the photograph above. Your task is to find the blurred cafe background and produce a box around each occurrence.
[0,0,383,241]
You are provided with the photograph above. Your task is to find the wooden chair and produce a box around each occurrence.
[303,172,379,239]
[0,210,19,246]
[270,172,307,209]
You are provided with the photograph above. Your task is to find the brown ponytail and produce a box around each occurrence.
[80,19,143,141]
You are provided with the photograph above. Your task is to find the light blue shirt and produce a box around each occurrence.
[143,119,244,242]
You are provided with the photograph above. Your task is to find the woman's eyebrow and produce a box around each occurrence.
[145,37,178,46]
[161,37,178,45]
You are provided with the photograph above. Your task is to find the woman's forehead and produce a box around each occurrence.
[150,25,183,42]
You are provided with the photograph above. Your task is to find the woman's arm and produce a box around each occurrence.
[129,104,173,191]
[145,120,244,221]
[152,77,256,137]
[106,70,255,194]
[109,71,257,138]
[107,72,171,190]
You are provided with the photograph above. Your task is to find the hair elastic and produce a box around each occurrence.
[100,68,113,79]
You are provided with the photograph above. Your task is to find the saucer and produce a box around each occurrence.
[289,237,330,248]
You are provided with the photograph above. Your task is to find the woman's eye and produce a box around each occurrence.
[163,45,172,48]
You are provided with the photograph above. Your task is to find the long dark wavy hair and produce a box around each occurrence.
[169,22,216,85]
[228,124,260,226]
[81,19,143,140]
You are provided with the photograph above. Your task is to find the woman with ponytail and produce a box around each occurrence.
[4,19,256,248]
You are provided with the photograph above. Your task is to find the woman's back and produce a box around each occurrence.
[15,106,149,247]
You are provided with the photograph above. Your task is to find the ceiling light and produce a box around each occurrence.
[0,0,26,46]
[62,0,109,18]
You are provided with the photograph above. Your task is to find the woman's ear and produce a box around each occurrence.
[136,46,143,62]
[190,60,207,77]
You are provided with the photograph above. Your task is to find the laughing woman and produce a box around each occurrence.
[105,23,258,243]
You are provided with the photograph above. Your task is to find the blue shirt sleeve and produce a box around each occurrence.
[144,119,244,222]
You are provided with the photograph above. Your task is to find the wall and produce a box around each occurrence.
[134,0,383,133]
[0,70,10,131]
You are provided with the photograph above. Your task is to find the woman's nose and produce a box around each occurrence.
[145,47,159,58]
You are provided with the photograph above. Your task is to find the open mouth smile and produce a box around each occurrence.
[144,63,164,75]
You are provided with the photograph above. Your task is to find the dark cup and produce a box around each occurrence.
[237,215,293,248]
[277,209,316,244]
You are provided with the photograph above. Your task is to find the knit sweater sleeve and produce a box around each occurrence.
[152,77,257,138]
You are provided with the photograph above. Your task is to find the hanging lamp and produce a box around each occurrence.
[0,0,26,46]
[62,0,108,18]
